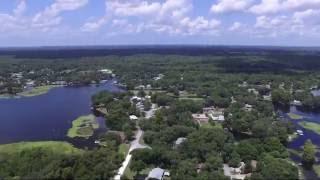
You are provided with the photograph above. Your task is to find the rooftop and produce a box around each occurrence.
[147,168,165,180]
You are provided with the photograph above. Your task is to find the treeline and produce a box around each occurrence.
[0,142,122,179]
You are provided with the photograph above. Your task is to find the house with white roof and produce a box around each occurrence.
[146,168,170,180]
[129,115,138,121]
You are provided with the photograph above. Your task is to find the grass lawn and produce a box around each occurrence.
[67,114,98,138]
[131,90,165,95]
[179,91,198,97]
[298,121,320,135]
[287,113,303,120]
[0,141,82,155]
[124,162,152,180]
[314,165,320,178]
[0,94,16,99]
[124,161,135,180]
[200,122,223,129]
[179,97,205,102]
[18,85,58,97]
[118,143,130,158]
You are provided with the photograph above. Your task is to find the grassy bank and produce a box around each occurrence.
[0,141,82,155]
[18,85,58,97]
[67,114,99,138]
[287,113,303,120]
[0,94,17,99]
[298,121,320,135]
[314,165,320,178]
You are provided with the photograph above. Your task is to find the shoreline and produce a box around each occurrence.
[0,85,61,99]
[0,141,83,155]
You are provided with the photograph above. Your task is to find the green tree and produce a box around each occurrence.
[130,160,146,176]
[302,139,316,169]
[229,151,241,168]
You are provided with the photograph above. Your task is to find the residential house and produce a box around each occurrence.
[203,107,225,122]
[248,88,259,96]
[146,84,152,89]
[192,114,209,124]
[99,69,113,74]
[244,104,253,112]
[131,96,142,102]
[291,100,302,106]
[263,94,272,101]
[238,81,248,87]
[146,168,170,180]
[223,162,247,180]
[174,137,187,148]
[129,115,138,121]
[153,74,164,81]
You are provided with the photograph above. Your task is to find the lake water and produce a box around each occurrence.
[0,81,123,147]
[280,106,320,150]
[279,106,320,179]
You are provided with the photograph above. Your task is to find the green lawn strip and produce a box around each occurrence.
[18,85,58,97]
[124,161,135,180]
[314,165,320,178]
[0,94,16,99]
[0,141,82,155]
[130,90,166,96]
[287,113,303,120]
[178,97,205,102]
[298,121,320,135]
[179,91,198,98]
[124,161,152,180]
[118,143,130,158]
[200,122,223,129]
[67,114,98,138]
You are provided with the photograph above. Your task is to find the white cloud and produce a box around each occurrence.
[250,0,320,14]
[180,17,220,35]
[32,0,88,30]
[229,22,245,31]
[82,17,108,32]
[13,0,27,16]
[211,0,253,13]
[293,9,320,25]
[82,0,219,36]
[107,0,161,17]
[0,1,27,32]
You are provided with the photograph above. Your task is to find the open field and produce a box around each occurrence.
[67,114,98,138]
[298,121,320,135]
[0,141,82,155]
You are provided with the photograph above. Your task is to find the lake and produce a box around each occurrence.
[279,106,320,179]
[0,81,123,147]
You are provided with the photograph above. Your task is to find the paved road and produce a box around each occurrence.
[114,128,150,180]
[145,104,157,119]
[114,103,156,180]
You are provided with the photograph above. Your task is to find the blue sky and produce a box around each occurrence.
[0,0,320,47]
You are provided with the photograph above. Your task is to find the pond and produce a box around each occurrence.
[0,80,124,148]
